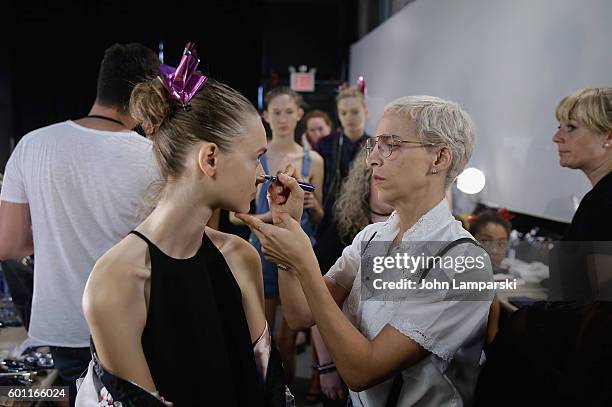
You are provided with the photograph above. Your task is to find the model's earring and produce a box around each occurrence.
[604,143,610,149]
[431,168,438,174]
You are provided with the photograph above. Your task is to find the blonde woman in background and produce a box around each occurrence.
[476,87,612,406]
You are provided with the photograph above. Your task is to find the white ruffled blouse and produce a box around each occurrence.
[325,198,494,407]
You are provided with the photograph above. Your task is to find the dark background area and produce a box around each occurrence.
[0,0,360,173]
[0,0,567,235]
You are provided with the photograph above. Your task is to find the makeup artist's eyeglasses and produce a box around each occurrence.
[365,134,438,159]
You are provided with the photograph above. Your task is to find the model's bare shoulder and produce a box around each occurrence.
[206,227,262,285]
[83,235,151,322]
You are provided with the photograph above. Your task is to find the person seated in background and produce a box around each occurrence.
[239,95,494,406]
[468,210,512,349]
[474,87,612,406]
[301,109,333,150]
[468,211,511,273]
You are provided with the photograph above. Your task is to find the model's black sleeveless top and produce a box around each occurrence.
[131,230,264,406]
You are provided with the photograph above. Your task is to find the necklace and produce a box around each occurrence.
[370,208,393,217]
[85,115,125,127]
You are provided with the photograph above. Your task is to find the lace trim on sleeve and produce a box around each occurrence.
[388,321,453,364]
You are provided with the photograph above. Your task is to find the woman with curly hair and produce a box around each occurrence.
[319,148,393,270]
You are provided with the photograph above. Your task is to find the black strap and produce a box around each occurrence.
[385,237,481,407]
[360,231,378,255]
[85,114,125,126]
[418,237,480,283]
[385,373,404,407]
[129,230,154,246]
[370,208,393,217]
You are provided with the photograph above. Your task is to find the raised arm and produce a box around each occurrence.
[241,215,430,390]
[236,210,346,329]
[292,254,429,391]
[236,171,348,329]
[278,267,349,329]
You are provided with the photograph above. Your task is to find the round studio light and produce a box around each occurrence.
[457,167,486,194]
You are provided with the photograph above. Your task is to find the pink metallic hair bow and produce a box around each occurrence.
[356,76,367,95]
[158,42,208,111]
[338,76,367,95]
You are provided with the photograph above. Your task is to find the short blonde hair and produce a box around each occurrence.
[336,86,366,108]
[384,95,476,187]
[555,87,612,135]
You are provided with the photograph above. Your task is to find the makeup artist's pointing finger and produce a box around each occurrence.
[235,213,269,234]
[277,173,304,199]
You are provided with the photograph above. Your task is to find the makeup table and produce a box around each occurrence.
[0,326,63,407]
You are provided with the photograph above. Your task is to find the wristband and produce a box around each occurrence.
[314,362,336,374]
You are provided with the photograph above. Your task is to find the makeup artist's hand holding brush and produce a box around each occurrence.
[261,164,304,227]
[236,164,314,269]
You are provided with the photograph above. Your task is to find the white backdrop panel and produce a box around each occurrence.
[349,0,612,222]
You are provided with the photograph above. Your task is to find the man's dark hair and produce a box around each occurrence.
[96,43,160,112]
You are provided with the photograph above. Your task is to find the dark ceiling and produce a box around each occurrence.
[0,0,360,171]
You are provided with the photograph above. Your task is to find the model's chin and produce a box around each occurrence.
[238,201,252,215]
[230,206,248,215]
[220,199,250,215]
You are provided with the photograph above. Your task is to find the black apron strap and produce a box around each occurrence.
[385,237,481,407]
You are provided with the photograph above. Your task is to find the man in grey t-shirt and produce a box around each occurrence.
[0,43,160,406]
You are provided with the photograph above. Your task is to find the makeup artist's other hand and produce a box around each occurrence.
[303,191,322,216]
[320,370,346,401]
[267,165,304,226]
[235,211,314,271]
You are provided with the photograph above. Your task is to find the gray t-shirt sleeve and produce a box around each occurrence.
[1,141,28,203]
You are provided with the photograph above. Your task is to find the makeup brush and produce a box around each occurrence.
[262,174,315,192]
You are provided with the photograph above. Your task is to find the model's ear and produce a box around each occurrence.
[263,110,270,124]
[197,143,219,177]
